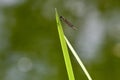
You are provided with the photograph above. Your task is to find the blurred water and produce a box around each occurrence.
[0,0,26,7]
[76,8,106,63]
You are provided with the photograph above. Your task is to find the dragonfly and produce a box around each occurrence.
[59,16,78,30]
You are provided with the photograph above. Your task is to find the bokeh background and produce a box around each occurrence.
[0,0,120,80]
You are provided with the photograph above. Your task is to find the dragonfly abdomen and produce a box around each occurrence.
[60,16,77,30]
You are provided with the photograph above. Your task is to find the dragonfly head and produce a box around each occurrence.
[59,16,63,19]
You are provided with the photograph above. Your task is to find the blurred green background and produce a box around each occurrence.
[0,0,120,80]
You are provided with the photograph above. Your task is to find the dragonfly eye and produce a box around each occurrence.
[59,16,63,19]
